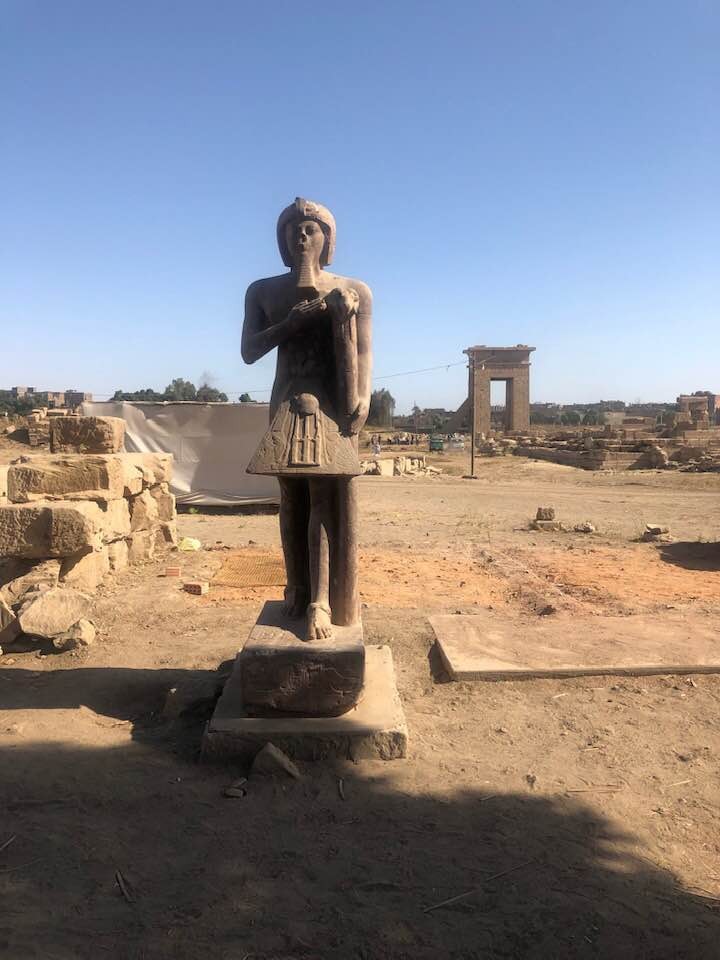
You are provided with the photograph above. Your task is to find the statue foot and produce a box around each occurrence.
[284,586,308,619]
[305,603,333,642]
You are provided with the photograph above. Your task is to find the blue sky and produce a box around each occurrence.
[1,1,718,413]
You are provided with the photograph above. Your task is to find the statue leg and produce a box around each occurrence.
[329,477,359,627]
[279,477,310,618]
[306,477,333,641]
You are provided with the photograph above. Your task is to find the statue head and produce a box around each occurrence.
[277,198,336,269]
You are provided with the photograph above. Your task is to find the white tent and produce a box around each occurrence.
[81,401,279,506]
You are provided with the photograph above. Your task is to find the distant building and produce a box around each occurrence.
[65,389,93,409]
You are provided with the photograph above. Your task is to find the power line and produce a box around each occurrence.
[87,359,469,399]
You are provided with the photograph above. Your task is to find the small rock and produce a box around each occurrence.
[53,618,96,651]
[536,507,555,521]
[525,773,537,789]
[574,522,595,533]
[250,742,302,780]
[538,604,556,616]
[223,778,248,798]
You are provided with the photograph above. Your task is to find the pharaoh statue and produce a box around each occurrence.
[242,198,372,642]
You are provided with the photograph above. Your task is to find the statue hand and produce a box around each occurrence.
[287,297,327,332]
[348,399,369,435]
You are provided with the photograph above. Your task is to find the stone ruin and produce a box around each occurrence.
[0,416,177,652]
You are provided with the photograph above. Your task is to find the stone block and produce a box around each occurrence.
[60,546,110,593]
[66,499,130,543]
[0,558,61,606]
[123,453,173,486]
[107,539,129,572]
[7,456,129,503]
[50,416,126,454]
[237,600,365,717]
[376,459,394,477]
[149,483,176,521]
[127,530,156,564]
[0,503,101,559]
[18,587,93,639]
[155,521,178,550]
[53,618,96,651]
[204,645,408,762]
[0,597,20,646]
[129,489,159,532]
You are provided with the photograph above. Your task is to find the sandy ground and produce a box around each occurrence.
[1,447,720,958]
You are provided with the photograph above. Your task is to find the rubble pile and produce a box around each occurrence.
[360,454,440,476]
[508,432,720,472]
[0,417,176,651]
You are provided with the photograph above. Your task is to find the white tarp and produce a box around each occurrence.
[80,401,279,505]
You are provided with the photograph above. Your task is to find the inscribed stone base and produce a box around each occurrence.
[238,600,364,717]
[203,645,407,762]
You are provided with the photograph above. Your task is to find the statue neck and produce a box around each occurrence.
[293,252,322,296]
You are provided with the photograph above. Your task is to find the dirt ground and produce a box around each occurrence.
[1,445,719,958]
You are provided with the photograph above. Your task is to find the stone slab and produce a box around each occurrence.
[237,600,364,716]
[430,612,720,681]
[203,645,407,761]
[50,416,125,454]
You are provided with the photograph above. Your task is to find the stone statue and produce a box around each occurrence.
[242,198,372,642]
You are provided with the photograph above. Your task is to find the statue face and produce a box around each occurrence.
[285,219,326,268]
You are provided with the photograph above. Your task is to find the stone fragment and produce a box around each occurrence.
[574,522,596,533]
[50,416,126,454]
[149,483,176,521]
[529,519,565,532]
[0,465,8,505]
[127,530,155,564]
[123,453,173,486]
[60,547,110,593]
[128,489,159,532]
[0,558,61,606]
[7,456,128,502]
[53,618,96,650]
[18,587,93,639]
[155,521,178,549]
[376,459,394,477]
[536,506,556,521]
[0,597,20,646]
[0,503,101,559]
[107,540,129,572]
[642,524,671,542]
[250,742,302,780]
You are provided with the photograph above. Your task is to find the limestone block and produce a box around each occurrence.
[18,587,93,639]
[50,416,126,454]
[60,546,110,593]
[127,530,156,565]
[0,558,61,606]
[0,465,8,505]
[107,539,129,572]
[123,453,173,486]
[0,503,101,559]
[0,597,20,646]
[129,489,159,532]
[68,499,130,543]
[376,459,394,477]
[149,483,176,521]
[7,456,128,502]
[154,520,178,550]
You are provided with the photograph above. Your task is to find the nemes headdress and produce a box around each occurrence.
[277,197,336,267]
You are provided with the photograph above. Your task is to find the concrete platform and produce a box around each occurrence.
[203,645,407,761]
[430,612,720,681]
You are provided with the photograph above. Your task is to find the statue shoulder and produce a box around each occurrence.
[330,274,372,306]
[245,273,290,303]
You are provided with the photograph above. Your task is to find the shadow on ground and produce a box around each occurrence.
[657,541,720,572]
[0,664,718,959]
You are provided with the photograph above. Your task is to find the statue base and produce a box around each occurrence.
[203,643,407,762]
[235,600,365,717]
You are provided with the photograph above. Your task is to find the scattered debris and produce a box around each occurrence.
[250,742,302,780]
[53,618,96,651]
[179,537,202,552]
[642,524,671,543]
[114,869,136,903]
[184,580,209,596]
[223,778,248,798]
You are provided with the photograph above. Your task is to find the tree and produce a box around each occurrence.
[196,383,228,403]
[239,393,253,402]
[368,388,396,427]
[561,410,582,426]
[163,378,197,401]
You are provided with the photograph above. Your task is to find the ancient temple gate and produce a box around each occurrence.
[466,345,535,436]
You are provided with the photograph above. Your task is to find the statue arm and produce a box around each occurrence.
[349,283,373,434]
[241,282,326,364]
